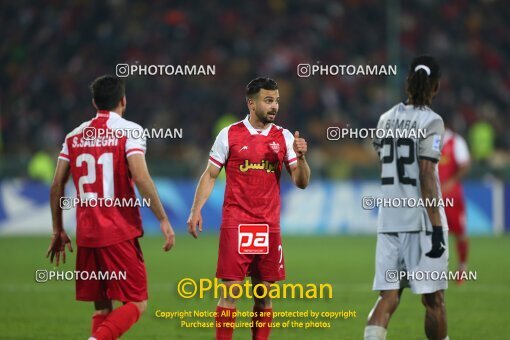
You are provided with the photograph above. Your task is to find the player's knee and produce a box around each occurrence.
[253,282,272,308]
[422,292,444,309]
[132,300,148,314]
[380,291,400,309]
[93,300,112,315]
[219,296,237,308]
[226,281,243,299]
[253,296,272,309]
[217,281,242,308]
[218,281,240,308]
[93,309,111,316]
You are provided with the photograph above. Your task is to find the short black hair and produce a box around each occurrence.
[246,77,278,99]
[406,56,441,108]
[90,75,125,110]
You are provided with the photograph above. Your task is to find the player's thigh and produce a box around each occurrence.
[373,233,403,291]
[217,279,245,306]
[250,277,274,306]
[76,246,107,301]
[98,238,148,302]
[403,231,448,294]
[398,232,422,271]
[94,300,113,314]
[216,228,252,281]
[251,276,273,286]
[252,232,285,282]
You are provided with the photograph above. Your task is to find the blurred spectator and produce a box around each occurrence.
[469,120,495,162]
[1,0,509,178]
[27,150,54,184]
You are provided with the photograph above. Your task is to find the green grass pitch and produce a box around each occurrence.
[0,235,508,339]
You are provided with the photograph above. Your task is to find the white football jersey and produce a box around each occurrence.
[373,103,448,233]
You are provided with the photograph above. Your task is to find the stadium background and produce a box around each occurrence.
[0,0,509,339]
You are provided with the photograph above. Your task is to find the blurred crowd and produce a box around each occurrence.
[1,0,509,179]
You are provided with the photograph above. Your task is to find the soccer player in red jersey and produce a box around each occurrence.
[187,77,311,340]
[47,75,175,340]
[438,123,470,281]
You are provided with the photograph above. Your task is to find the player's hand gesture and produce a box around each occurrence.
[187,209,203,239]
[46,230,73,266]
[293,131,307,159]
[160,219,175,251]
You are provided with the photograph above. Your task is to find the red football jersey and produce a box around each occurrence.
[438,129,470,200]
[59,110,146,247]
[209,116,297,231]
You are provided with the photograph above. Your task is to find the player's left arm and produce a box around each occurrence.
[128,154,175,252]
[419,118,446,258]
[288,131,310,189]
[47,159,73,266]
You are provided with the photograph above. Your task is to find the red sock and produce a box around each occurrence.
[215,306,236,340]
[251,306,273,340]
[91,314,108,334]
[93,303,140,340]
[457,238,468,265]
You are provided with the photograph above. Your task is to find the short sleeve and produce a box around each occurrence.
[58,139,70,162]
[419,118,445,162]
[453,135,470,165]
[209,127,229,168]
[283,129,297,166]
[126,125,147,158]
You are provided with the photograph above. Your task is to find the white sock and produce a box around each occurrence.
[364,325,387,340]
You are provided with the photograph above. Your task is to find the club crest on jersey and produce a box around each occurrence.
[268,141,280,153]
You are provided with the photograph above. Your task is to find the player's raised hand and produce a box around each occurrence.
[46,230,73,266]
[293,131,307,159]
[160,219,175,251]
[187,210,203,239]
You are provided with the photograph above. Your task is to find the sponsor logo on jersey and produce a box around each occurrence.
[432,134,441,152]
[238,224,269,254]
[239,159,278,173]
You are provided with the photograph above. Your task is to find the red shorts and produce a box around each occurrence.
[76,238,148,302]
[444,198,466,236]
[216,228,285,282]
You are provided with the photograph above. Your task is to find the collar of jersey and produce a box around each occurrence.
[401,102,431,111]
[243,115,272,136]
[96,110,121,119]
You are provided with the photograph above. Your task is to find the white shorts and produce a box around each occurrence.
[373,231,448,294]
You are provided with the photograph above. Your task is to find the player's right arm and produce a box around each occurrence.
[47,159,73,266]
[128,154,175,251]
[187,127,229,238]
[187,163,221,238]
